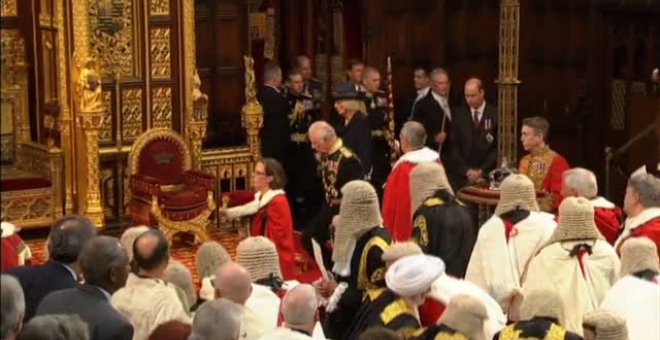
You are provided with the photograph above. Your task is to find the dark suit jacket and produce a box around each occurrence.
[411,91,452,153]
[336,112,372,175]
[447,103,498,189]
[36,285,133,340]
[7,261,79,321]
[258,85,290,164]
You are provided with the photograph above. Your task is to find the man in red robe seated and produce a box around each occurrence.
[562,167,623,245]
[616,173,660,257]
[382,121,439,241]
[518,116,569,212]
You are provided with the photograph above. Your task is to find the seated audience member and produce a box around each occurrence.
[163,261,197,314]
[36,236,133,340]
[562,168,623,244]
[148,321,191,340]
[409,162,475,277]
[381,242,505,338]
[601,237,659,340]
[111,229,190,339]
[522,197,620,335]
[119,225,150,272]
[518,116,570,211]
[16,314,89,340]
[215,262,272,340]
[8,215,97,321]
[220,158,296,280]
[417,295,488,340]
[235,237,285,328]
[318,181,391,340]
[465,174,556,310]
[494,289,581,339]
[582,310,629,340]
[258,284,318,340]
[345,254,444,338]
[189,299,241,340]
[615,173,660,256]
[196,241,232,301]
[1,222,32,272]
[1,274,25,340]
[356,327,402,340]
[382,121,440,241]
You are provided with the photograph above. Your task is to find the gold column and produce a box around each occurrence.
[241,56,263,160]
[496,0,521,164]
[55,0,74,213]
[188,70,208,169]
[77,108,105,227]
[182,0,195,136]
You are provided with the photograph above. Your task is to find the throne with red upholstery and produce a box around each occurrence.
[129,128,216,243]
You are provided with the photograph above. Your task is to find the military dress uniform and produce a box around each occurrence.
[285,89,322,229]
[301,140,363,269]
[364,90,393,201]
[305,77,324,111]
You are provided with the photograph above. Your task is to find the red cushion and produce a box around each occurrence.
[222,190,255,207]
[159,188,207,210]
[138,138,186,185]
[1,177,52,192]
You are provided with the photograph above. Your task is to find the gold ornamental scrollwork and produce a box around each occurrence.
[121,89,143,140]
[1,30,26,86]
[150,28,171,78]
[88,0,138,78]
[152,86,173,128]
[0,0,17,17]
[149,0,169,16]
[78,108,107,227]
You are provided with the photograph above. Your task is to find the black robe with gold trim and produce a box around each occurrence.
[411,189,476,277]
[345,288,421,339]
[363,90,392,200]
[414,324,469,340]
[494,317,582,340]
[323,226,392,340]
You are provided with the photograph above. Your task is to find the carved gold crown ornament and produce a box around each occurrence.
[241,56,264,160]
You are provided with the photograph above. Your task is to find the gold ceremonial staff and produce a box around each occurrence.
[386,56,401,165]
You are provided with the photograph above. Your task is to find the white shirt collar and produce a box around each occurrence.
[416,87,430,100]
[471,101,486,116]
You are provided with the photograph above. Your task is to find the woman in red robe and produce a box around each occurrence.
[221,158,296,280]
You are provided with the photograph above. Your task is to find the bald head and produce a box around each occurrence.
[464,77,485,110]
[282,284,318,332]
[133,229,169,275]
[214,262,253,305]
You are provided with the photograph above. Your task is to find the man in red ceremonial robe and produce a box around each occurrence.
[1,222,32,272]
[616,173,660,257]
[518,116,570,212]
[562,168,623,245]
[382,121,439,241]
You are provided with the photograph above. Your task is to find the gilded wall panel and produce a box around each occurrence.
[0,0,17,17]
[101,167,115,218]
[42,31,57,103]
[89,0,139,78]
[99,91,113,141]
[39,0,54,28]
[150,28,171,78]
[121,89,142,140]
[149,0,169,16]
[151,87,172,128]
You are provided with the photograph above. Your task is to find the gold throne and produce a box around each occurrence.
[128,128,216,244]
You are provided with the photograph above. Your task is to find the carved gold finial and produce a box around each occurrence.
[192,68,208,105]
[77,57,104,112]
[241,55,263,159]
[243,56,257,103]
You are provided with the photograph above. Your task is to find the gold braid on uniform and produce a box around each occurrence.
[358,235,390,290]
[413,215,429,247]
[498,323,567,340]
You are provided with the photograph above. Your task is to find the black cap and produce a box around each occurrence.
[332,89,363,101]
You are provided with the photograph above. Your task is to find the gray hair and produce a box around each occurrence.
[362,65,380,79]
[282,284,318,329]
[79,236,128,289]
[400,121,427,148]
[563,167,598,199]
[628,173,660,208]
[309,121,337,143]
[1,275,25,339]
[429,67,449,80]
[189,299,241,340]
[48,215,98,264]
[195,241,231,279]
[263,61,282,83]
[119,225,150,261]
[214,262,252,306]
[16,314,89,340]
[163,261,197,310]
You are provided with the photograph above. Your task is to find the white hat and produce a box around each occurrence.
[385,254,444,297]
[236,236,282,281]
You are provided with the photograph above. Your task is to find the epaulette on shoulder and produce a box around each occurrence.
[423,197,445,207]
[339,146,354,157]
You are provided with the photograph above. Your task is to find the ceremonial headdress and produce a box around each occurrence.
[385,254,444,297]
[410,162,454,219]
[438,294,489,340]
[195,241,231,279]
[333,180,383,263]
[119,225,150,261]
[519,289,566,325]
[582,310,629,340]
[548,197,602,244]
[494,174,540,216]
[619,236,659,278]
[381,241,422,263]
[236,236,282,282]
